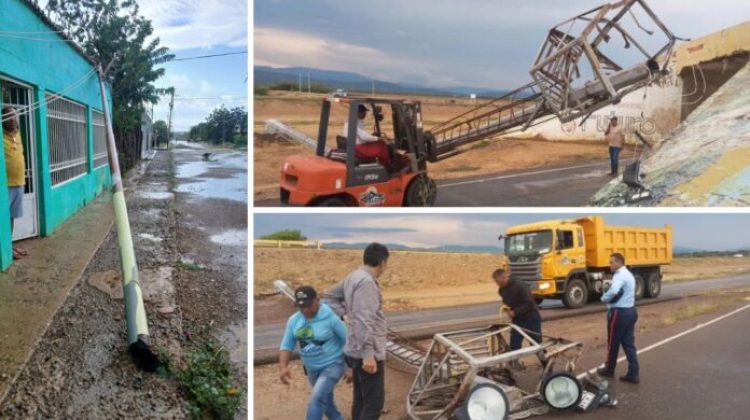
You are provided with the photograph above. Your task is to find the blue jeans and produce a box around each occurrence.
[609,146,622,174]
[306,358,345,420]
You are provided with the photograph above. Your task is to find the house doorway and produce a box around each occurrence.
[1,78,40,240]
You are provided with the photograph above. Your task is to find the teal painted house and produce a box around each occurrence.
[0,0,112,270]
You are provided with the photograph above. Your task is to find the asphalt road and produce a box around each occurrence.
[253,274,750,353]
[435,161,612,206]
[254,161,614,207]
[542,304,750,419]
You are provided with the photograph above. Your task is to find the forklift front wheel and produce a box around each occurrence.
[404,175,437,207]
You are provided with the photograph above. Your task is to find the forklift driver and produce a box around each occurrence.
[343,104,391,167]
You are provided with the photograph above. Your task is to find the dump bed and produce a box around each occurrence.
[577,216,672,268]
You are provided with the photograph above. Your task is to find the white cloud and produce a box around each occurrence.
[316,216,508,248]
[138,0,248,50]
[254,27,460,86]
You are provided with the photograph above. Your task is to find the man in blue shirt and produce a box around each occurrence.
[597,253,640,384]
[279,286,349,420]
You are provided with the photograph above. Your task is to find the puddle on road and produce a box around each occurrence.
[218,321,248,376]
[209,229,247,247]
[176,177,247,203]
[137,191,174,200]
[174,152,247,203]
[138,233,164,242]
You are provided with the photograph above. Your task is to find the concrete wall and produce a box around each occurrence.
[0,0,113,270]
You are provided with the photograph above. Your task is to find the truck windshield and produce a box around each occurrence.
[505,230,552,255]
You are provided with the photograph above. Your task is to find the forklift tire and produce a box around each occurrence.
[404,175,437,207]
[562,278,588,309]
[315,197,349,207]
[534,297,545,305]
[644,272,661,298]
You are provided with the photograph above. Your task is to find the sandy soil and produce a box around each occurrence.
[254,247,750,316]
[253,288,750,419]
[253,91,622,203]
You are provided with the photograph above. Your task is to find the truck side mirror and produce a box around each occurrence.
[497,235,504,241]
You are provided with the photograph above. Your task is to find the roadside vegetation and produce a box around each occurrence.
[159,342,241,420]
[188,106,248,148]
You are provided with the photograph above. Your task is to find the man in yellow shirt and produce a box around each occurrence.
[2,106,28,259]
[605,116,625,176]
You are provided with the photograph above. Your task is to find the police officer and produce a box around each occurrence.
[597,252,639,384]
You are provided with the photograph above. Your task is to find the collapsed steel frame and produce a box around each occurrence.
[407,324,584,420]
[427,0,677,161]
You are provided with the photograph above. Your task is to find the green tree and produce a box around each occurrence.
[153,120,169,147]
[188,106,247,145]
[260,230,307,241]
[45,0,173,165]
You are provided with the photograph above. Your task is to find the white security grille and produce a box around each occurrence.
[46,94,88,185]
[92,110,109,168]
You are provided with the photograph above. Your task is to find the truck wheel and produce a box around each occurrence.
[316,197,348,207]
[404,174,437,207]
[634,274,645,300]
[562,279,588,309]
[644,272,661,298]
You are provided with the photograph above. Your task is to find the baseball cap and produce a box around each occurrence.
[358,104,368,113]
[295,286,317,308]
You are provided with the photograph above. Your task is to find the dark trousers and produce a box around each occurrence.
[510,312,543,350]
[605,307,639,378]
[346,356,385,420]
[609,146,622,174]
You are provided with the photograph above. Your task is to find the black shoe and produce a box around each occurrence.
[596,367,614,378]
[619,375,639,384]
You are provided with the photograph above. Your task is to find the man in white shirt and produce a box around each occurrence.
[343,104,391,167]
[605,117,625,176]
[597,252,640,384]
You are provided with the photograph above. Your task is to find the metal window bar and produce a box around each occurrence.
[46,93,88,186]
[92,110,108,168]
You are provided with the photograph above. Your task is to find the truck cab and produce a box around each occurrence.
[502,217,671,309]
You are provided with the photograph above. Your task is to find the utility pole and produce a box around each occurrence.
[96,62,158,372]
[307,70,311,95]
[372,79,375,96]
[298,72,302,94]
[166,88,175,149]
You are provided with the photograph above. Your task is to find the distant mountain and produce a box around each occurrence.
[322,242,501,254]
[254,66,510,97]
[673,246,705,255]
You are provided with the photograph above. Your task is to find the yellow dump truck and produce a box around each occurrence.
[501,216,672,309]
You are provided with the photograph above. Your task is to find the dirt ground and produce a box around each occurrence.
[253,287,750,419]
[1,146,248,418]
[253,91,621,203]
[254,247,750,316]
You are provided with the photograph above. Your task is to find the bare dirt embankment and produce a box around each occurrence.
[254,247,750,318]
[253,91,618,202]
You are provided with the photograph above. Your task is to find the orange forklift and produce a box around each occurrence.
[280,97,438,206]
[279,0,677,207]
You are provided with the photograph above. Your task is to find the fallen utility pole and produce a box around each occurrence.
[97,63,159,371]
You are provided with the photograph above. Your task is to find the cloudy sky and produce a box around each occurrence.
[254,213,750,251]
[39,0,248,132]
[254,0,750,89]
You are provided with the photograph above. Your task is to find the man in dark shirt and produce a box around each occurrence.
[492,268,543,350]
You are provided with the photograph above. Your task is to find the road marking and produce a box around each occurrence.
[581,303,750,378]
[438,161,609,188]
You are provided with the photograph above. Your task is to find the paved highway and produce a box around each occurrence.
[254,161,614,207]
[254,274,750,354]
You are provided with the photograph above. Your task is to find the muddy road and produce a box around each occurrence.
[1,144,248,418]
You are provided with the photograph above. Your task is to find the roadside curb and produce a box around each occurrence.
[253,295,681,366]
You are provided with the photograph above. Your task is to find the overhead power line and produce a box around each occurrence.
[169,51,248,62]
[173,96,247,100]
